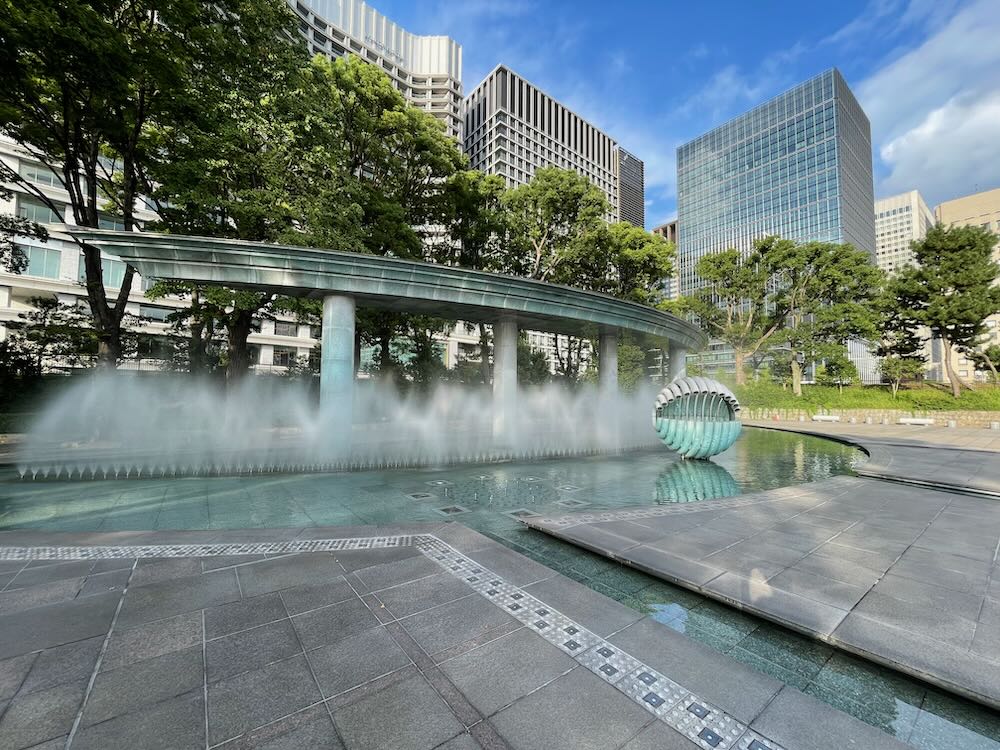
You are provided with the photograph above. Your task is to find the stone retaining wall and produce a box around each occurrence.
[742,407,1000,428]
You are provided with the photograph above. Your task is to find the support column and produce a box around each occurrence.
[668,341,687,381]
[320,295,356,443]
[598,331,618,396]
[492,315,518,444]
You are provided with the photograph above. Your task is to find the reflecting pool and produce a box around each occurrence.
[1,429,998,749]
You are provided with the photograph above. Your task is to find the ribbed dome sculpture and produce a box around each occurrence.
[653,376,742,459]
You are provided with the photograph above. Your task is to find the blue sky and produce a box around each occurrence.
[372,0,1000,228]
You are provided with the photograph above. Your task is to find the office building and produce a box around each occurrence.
[874,191,934,275]
[676,68,875,297]
[463,65,645,227]
[290,0,463,140]
[0,139,328,373]
[927,187,1000,382]
[652,220,679,300]
[675,68,875,378]
[2,1,465,373]
[617,148,645,227]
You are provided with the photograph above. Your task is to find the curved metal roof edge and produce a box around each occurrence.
[68,228,706,348]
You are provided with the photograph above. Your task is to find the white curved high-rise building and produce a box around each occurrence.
[290,0,463,140]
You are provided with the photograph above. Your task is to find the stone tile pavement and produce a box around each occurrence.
[527,431,1000,711]
[0,523,907,750]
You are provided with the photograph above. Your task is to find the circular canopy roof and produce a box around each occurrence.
[69,229,705,347]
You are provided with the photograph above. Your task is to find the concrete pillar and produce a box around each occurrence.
[668,341,687,381]
[320,294,356,434]
[492,315,517,444]
[599,331,618,395]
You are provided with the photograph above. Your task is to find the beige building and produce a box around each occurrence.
[653,220,680,301]
[291,0,463,140]
[874,191,934,275]
[928,187,1000,383]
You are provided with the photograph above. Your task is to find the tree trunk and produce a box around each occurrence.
[189,289,206,374]
[478,323,491,384]
[733,349,746,385]
[891,379,899,398]
[81,245,119,368]
[941,339,965,398]
[791,357,803,397]
[225,310,254,382]
[983,355,999,384]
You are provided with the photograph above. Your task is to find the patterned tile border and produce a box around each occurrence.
[0,533,788,749]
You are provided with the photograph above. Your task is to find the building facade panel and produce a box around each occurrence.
[874,190,933,275]
[463,65,644,228]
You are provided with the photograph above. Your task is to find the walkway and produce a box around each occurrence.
[0,524,904,750]
[526,424,1000,710]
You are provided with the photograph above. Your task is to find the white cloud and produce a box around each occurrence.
[856,0,1000,204]
[858,0,1000,144]
[879,92,1000,203]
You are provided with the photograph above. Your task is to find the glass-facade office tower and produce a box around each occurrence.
[676,69,875,296]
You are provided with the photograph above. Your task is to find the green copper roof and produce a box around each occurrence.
[70,229,705,347]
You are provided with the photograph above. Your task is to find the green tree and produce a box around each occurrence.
[815,346,858,393]
[502,167,608,280]
[886,223,1000,397]
[874,284,926,397]
[517,335,551,386]
[970,344,1000,384]
[680,239,784,386]
[685,237,883,392]
[617,339,648,393]
[436,170,510,382]
[560,222,675,304]
[879,355,925,398]
[0,0,297,366]
[399,316,449,387]
[772,240,884,396]
[6,296,98,376]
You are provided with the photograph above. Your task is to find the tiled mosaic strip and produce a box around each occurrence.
[415,536,788,750]
[0,535,416,561]
[531,477,855,528]
[1,533,787,748]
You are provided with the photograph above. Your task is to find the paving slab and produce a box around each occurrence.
[526,468,1000,709]
[0,523,961,750]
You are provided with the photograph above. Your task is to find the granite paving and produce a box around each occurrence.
[0,524,909,750]
[527,425,1000,711]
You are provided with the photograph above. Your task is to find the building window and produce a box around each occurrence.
[20,245,62,279]
[19,163,60,188]
[139,304,172,322]
[18,197,63,224]
[274,321,299,337]
[78,255,127,290]
[98,215,126,231]
[273,346,299,367]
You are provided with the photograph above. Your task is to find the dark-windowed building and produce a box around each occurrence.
[463,64,645,227]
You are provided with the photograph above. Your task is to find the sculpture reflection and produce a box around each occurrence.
[654,459,740,504]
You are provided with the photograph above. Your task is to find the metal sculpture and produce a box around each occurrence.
[653,376,742,459]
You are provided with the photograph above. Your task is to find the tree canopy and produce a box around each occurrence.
[884,223,1000,397]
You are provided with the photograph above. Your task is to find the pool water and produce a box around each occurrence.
[1,428,997,748]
